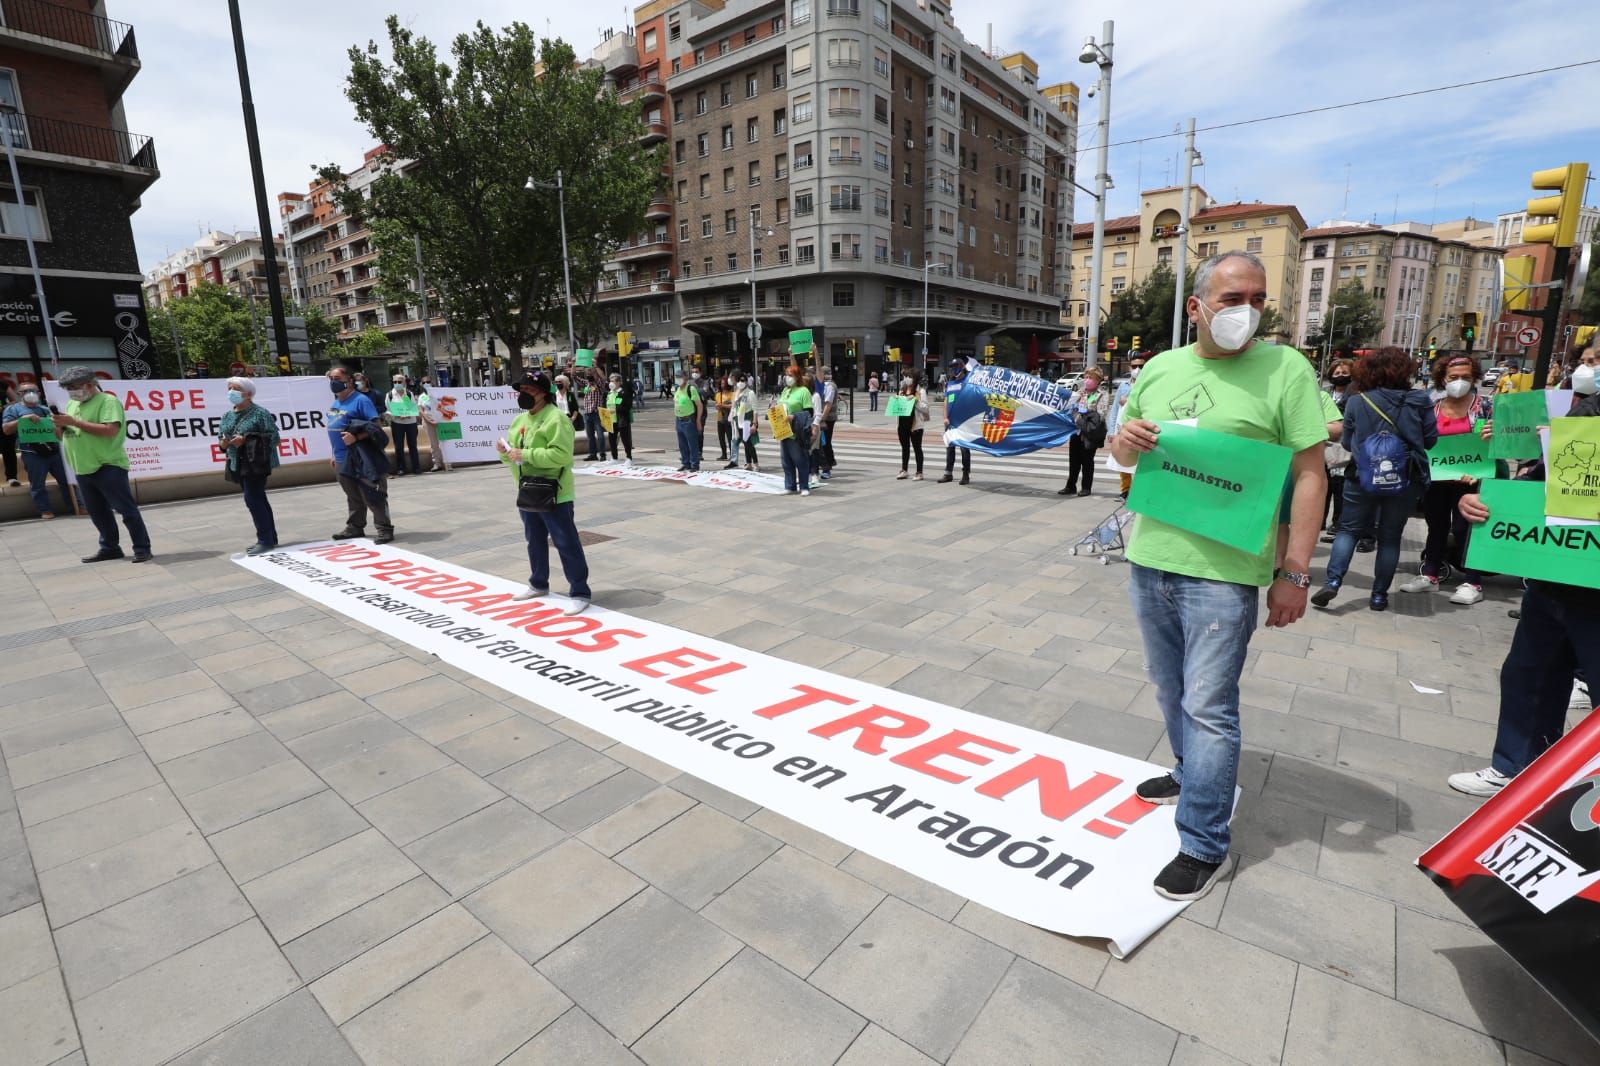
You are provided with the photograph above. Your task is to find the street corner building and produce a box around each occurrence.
[0,0,159,386]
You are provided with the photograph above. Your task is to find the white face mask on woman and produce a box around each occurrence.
[1444,378,1473,399]
[1573,365,1599,396]
[785,375,796,387]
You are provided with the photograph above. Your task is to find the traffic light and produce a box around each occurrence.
[887,347,900,363]
[1461,312,1478,342]
[982,344,995,364]
[1131,335,1141,351]
[1524,163,1589,247]
[616,331,633,359]
[846,338,856,359]
[277,354,291,374]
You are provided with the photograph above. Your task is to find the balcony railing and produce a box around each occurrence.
[3,111,155,170]
[0,0,137,59]
[683,294,797,320]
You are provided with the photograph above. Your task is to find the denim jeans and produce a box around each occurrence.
[1128,562,1259,863]
[779,434,810,491]
[675,416,699,470]
[1491,582,1600,777]
[869,391,879,411]
[238,474,278,547]
[1323,480,1419,595]
[77,464,151,554]
[20,449,69,515]
[583,411,603,458]
[520,501,591,598]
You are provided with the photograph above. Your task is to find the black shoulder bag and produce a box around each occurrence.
[517,474,560,513]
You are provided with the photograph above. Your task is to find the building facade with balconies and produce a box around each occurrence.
[0,0,158,382]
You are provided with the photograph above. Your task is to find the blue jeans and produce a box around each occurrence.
[869,391,879,411]
[675,416,700,470]
[239,474,278,547]
[77,464,151,554]
[1324,480,1419,595]
[520,501,591,598]
[1491,582,1600,777]
[583,411,603,458]
[1128,563,1259,863]
[20,449,69,515]
[780,433,810,491]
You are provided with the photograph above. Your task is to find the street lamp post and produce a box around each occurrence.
[0,103,59,374]
[1170,117,1202,350]
[525,171,576,364]
[1321,304,1346,373]
[922,259,952,370]
[748,207,773,384]
[1079,20,1114,370]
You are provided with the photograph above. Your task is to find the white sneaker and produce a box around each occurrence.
[799,489,811,497]
[1399,575,1438,594]
[513,584,549,601]
[1448,583,1484,606]
[1572,682,1593,711]
[624,458,633,467]
[1448,766,1511,797]
[564,597,590,617]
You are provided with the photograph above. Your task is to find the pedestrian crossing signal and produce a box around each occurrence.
[983,344,995,364]
[1131,335,1141,351]
[277,355,291,374]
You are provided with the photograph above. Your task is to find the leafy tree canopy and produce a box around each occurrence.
[1303,281,1385,356]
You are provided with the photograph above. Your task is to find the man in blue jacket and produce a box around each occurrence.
[327,367,394,544]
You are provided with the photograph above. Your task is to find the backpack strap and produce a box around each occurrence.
[1360,392,1397,428]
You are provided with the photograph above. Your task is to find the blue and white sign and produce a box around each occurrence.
[943,363,1077,456]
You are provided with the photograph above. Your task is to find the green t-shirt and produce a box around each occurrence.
[1122,343,1328,586]
[674,387,698,417]
[500,404,575,504]
[63,390,129,475]
[779,386,812,415]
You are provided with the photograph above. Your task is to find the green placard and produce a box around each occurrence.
[1488,391,1546,460]
[575,349,595,368]
[434,421,463,441]
[1427,431,1495,482]
[389,396,419,418]
[1126,422,1292,554]
[1465,478,1600,589]
[1546,416,1600,521]
[16,416,55,443]
[789,329,814,356]
[884,394,914,417]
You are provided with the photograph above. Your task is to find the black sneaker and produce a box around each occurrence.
[374,532,395,545]
[1356,537,1376,554]
[81,548,125,563]
[1135,774,1181,805]
[130,550,154,564]
[937,474,953,483]
[1311,584,1339,608]
[331,529,363,540]
[1153,853,1225,901]
[959,474,969,485]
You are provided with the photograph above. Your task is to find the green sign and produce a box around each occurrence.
[1547,416,1600,521]
[1488,391,1546,460]
[434,421,463,441]
[1126,422,1292,553]
[789,329,814,356]
[575,349,596,368]
[884,394,914,418]
[16,416,55,443]
[1465,478,1600,589]
[1427,431,1495,482]
[389,396,419,418]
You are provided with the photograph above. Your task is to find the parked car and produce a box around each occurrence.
[1482,367,1503,389]
[1055,374,1083,392]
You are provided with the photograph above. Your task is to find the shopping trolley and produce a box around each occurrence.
[1069,504,1136,565]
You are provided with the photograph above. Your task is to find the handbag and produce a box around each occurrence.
[516,475,561,513]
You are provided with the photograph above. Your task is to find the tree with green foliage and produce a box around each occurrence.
[291,302,340,360]
[147,282,256,377]
[1303,281,1384,355]
[326,326,393,365]
[323,19,661,380]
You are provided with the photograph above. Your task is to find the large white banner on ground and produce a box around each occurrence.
[425,387,522,466]
[42,378,333,478]
[237,541,1195,957]
[575,461,796,495]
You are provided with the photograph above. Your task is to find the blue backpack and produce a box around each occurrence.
[1355,393,1411,495]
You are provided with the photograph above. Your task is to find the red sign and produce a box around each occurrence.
[229,361,247,375]
[1517,326,1542,346]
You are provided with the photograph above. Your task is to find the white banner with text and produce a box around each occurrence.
[575,461,796,494]
[425,386,522,466]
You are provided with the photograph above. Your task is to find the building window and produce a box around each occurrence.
[874,0,889,26]
[725,209,738,233]
[793,0,811,24]
[671,57,681,74]
[774,153,788,180]
[669,19,681,40]
[748,160,761,186]
[773,108,787,135]
[828,135,861,163]
[674,139,686,163]
[874,236,889,262]
[723,167,734,192]
[827,87,861,115]
[720,81,732,107]
[796,238,816,263]
[832,282,856,307]
[827,38,861,66]
[1111,276,1127,294]
[753,246,763,267]
[718,38,730,56]
[830,232,861,260]
[778,243,790,263]
[747,117,760,143]
[727,251,739,271]
[792,43,812,72]
[1245,236,1263,253]
[874,95,888,124]
[1231,220,1246,229]
[721,125,734,150]
[746,73,759,98]
[678,220,690,241]
[829,184,862,211]
[1263,216,1278,225]
[873,47,889,79]
[827,0,860,15]
[643,28,657,50]
[698,173,710,197]
[1112,251,1127,267]
[696,91,707,115]
[701,215,713,238]
[795,190,814,215]
[794,140,813,168]
[0,186,47,241]
[794,93,813,123]
[697,133,709,157]
[772,62,786,89]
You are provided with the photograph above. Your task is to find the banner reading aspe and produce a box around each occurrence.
[236,541,1204,958]
[1418,712,1600,1043]
[42,378,332,478]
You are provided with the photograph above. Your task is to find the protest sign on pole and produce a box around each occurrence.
[1126,422,1290,554]
[942,364,1076,456]
[1464,479,1600,589]
[1428,432,1497,482]
[1545,418,1600,521]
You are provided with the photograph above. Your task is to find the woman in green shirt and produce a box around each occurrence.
[776,366,814,495]
[496,373,590,616]
[604,373,634,464]
[218,376,281,555]
[730,375,760,472]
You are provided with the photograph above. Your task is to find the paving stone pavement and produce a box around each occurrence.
[0,407,1593,1066]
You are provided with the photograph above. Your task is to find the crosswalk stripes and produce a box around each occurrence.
[827,438,1082,481]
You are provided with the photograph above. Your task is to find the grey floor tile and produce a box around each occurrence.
[465,839,645,963]
[310,903,488,1024]
[140,708,262,764]
[742,807,854,866]
[340,936,569,1066]
[0,903,55,993]
[402,695,514,745]
[1261,754,1398,830]
[166,989,362,1066]
[183,759,328,835]
[285,713,411,770]
[13,753,159,827]
[232,671,344,717]
[635,948,864,1065]
[577,787,697,857]
[616,804,780,909]
[490,740,625,812]
[439,716,564,775]
[24,783,188,872]
[950,957,1176,1065]
[257,691,376,743]
[500,1007,642,1066]
[0,968,78,1066]
[209,790,369,884]
[952,901,1110,989]
[403,798,564,896]
[835,1025,940,1066]
[161,732,294,797]
[1282,967,1504,1066]
[838,851,965,920]
[37,821,214,928]
[355,764,503,846]
[666,773,760,819]
[0,703,123,757]
[7,727,142,790]
[810,897,1014,1061]
[317,735,453,805]
[541,769,659,833]
[538,888,740,1045]
[241,829,421,945]
[1316,820,1472,925]
[281,875,450,983]
[702,846,882,977]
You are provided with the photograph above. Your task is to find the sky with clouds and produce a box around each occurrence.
[116,0,1600,269]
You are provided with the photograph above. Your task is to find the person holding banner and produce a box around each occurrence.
[416,385,451,472]
[673,369,704,472]
[2,382,69,519]
[939,358,973,485]
[1400,355,1493,606]
[497,373,590,616]
[1059,367,1110,497]
[893,371,929,480]
[776,366,813,495]
[729,376,759,471]
[605,373,635,464]
[219,377,281,556]
[1109,251,1329,900]
[55,366,154,564]
[387,376,421,477]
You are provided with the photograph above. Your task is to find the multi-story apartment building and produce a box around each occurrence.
[1496,204,1600,249]
[1062,186,1306,359]
[142,229,287,309]
[1294,221,1503,354]
[0,0,158,383]
[600,0,1078,388]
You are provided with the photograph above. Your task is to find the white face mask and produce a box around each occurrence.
[691,372,701,380]
[1573,365,1599,396]
[901,377,911,387]
[1200,302,1261,351]
[20,391,38,404]
[1129,367,1142,380]
[68,386,91,402]
[785,375,796,387]
[1444,378,1473,399]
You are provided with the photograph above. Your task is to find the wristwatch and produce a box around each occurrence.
[1278,570,1312,590]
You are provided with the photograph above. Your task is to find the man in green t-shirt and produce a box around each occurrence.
[1108,252,1327,901]
[53,366,153,564]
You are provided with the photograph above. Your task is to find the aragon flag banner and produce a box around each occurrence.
[1417,711,1600,1044]
[943,364,1078,457]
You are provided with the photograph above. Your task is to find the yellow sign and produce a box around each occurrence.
[599,407,615,432]
[767,404,793,442]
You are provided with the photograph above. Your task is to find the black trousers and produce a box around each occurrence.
[819,420,837,472]
[0,428,16,481]
[944,443,970,475]
[898,419,924,473]
[390,422,420,474]
[716,419,732,458]
[1066,435,1097,491]
[608,422,633,460]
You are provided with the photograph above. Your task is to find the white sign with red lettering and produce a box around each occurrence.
[575,461,794,494]
[1517,326,1541,346]
[43,378,333,478]
[425,386,522,466]
[237,541,1199,957]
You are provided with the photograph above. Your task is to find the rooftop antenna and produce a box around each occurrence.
[1340,163,1351,220]
[1391,193,1398,224]
[1430,182,1440,224]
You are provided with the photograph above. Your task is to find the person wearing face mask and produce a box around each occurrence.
[714,374,736,463]
[939,358,973,485]
[2,380,69,518]
[776,366,813,495]
[727,375,759,471]
[1109,355,1147,499]
[0,381,18,486]
[218,376,281,555]
[1573,358,1600,401]
[816,365,839,481]
[352,373,386,417]
[1110,252,1329,902]
[604,372,634,464]
[326,366,394,544]
[386,375,421,477]
[691,367,712,458]
[1319,359,1357,542]
[416,383,451,472]
[894,370,929,480]
[496,373,590,616]
[1059,366,1111,498]
[672,369,705,472]
[1399,355,1493,605]
[54,366,155,563]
